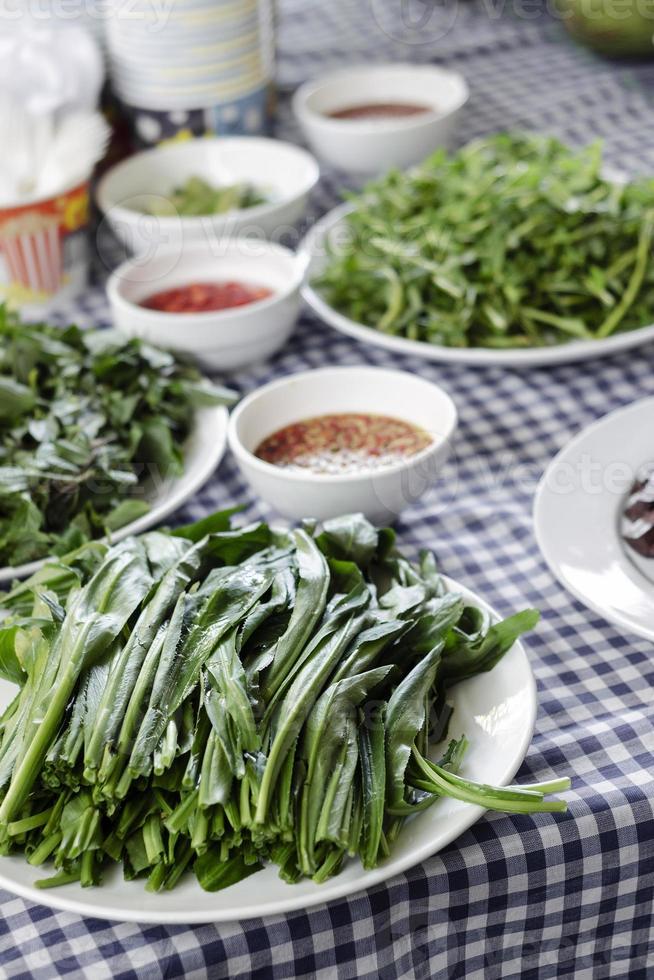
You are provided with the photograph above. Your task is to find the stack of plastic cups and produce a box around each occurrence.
[106,0,275,146]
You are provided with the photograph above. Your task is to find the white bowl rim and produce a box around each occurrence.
[227,365,458,484]
[96,136,320,228]
[292,62,470,132]
[106,238,306,324]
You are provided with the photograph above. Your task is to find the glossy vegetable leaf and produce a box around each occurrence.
[297,666,390,873]
[171,507,243,542]
[0,379,36,420]
[385,643,443,810]
[194,850,262,892]
[440,609,539,686]
[0,537,153,822]
[0,626,25,685]
[316,513,379,566]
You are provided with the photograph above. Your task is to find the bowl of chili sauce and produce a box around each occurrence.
[228,366,457,524]
[141,281,274,315]
[107,238,303,372]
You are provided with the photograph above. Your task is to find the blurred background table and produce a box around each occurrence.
[1,2,654,977]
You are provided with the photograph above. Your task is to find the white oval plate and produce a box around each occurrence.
[300,203,654,368]
[0,578,536,923]
[0,404,229,585]
[534,397,654,640]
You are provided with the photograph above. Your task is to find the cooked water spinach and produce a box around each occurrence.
[316,132,654,348]
[0,511,569,892]
[0,309,236,567]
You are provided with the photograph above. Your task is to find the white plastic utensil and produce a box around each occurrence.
[38,112,110,198]
[0,98,41,202]
[0,22,104,117]
[0,101,109,206]
[0,22,107,206]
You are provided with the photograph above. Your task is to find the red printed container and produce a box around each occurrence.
[0,181,90,312]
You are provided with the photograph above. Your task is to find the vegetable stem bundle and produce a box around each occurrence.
[316,133,654,349]
[0,511,569,892]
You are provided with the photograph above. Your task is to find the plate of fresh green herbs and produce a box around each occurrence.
[0,510,569,923]
[0,311,236,583]
[301,132,654,366]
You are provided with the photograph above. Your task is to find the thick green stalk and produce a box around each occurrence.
[0,542,152,824]
[128,565,272,777]
[597,211,654,337]
[359,706,386,868]
[84,541,202,775]
[255,595,370,825]
[261,530,329,700]
[411,748,570,813]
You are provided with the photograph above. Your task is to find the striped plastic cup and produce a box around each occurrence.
[0,182,90,310]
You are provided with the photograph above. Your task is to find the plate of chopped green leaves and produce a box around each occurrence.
[0,310,236,583]
[301,133,654,366]
[0,510,569,923]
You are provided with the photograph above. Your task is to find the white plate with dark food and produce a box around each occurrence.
[0,316,234,584]
[299,134,654,367]
[0,579,538,924]
[534,398,654,640]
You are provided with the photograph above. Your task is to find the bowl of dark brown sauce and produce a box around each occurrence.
[227,366,457,523]
[292,64,468,175]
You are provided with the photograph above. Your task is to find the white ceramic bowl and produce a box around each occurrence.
[228,366,457,523]
[292,64,469,175]
[106,239,303,372]
[96,137,319,254]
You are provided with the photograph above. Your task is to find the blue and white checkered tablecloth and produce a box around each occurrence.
[2,3,654,977]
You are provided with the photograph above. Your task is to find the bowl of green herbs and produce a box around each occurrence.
[301,132,654,366]
[97,136,319,254]
[141,176,267,218]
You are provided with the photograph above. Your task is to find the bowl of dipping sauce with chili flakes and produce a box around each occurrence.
[228,366,457,523]
[107,238,303,371]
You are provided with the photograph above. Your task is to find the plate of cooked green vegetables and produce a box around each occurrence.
[0,509,569,922]
[0,310,236,583]
[301,132,654,366]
